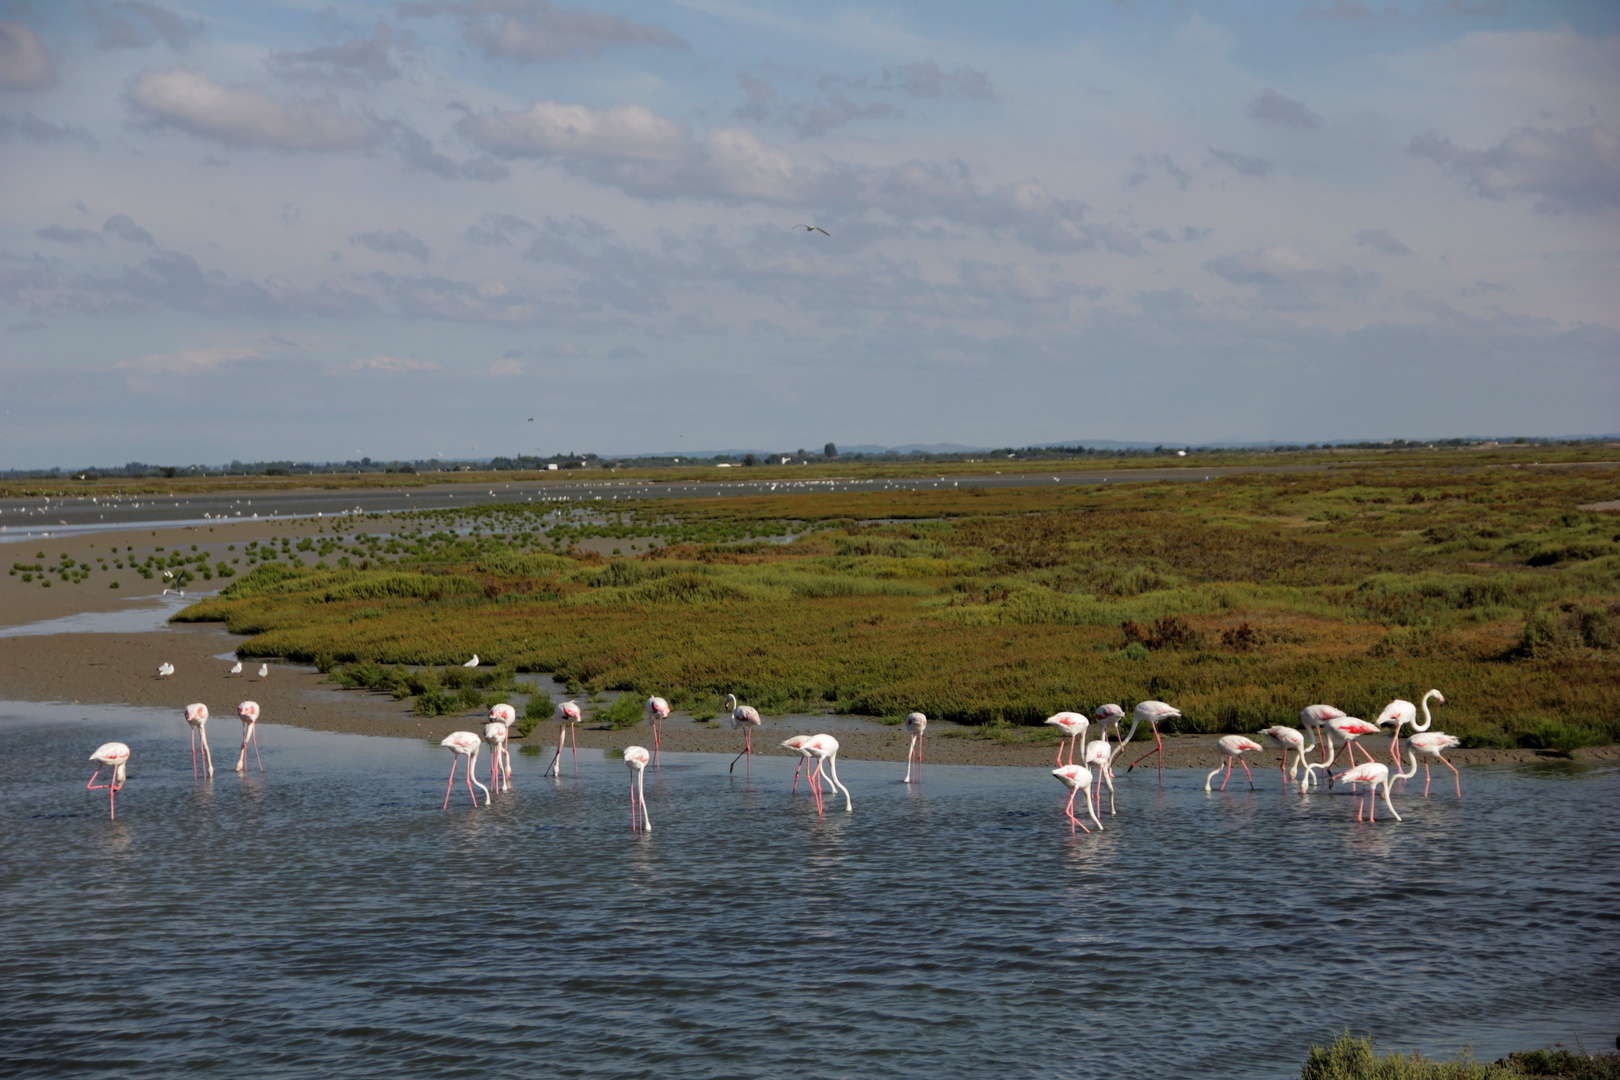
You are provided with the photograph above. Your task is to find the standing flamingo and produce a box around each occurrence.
[184,703,213,779]
[624,746,652,833]
[1337,750,1418,822]
[1404,732,1463,798]
[724,693,761,776]
[801,734,851,814]
[1300,705,1347,765]
[235,701,263,773]
[87,742,130,820]
[1323,715,1381,775]
[1082,735,1116,816]
[1051,764,1102,834]
[780,735,823,795]
[440,731,490,808]
[645,696,670,765]
[1043,711,1089,766]
[485,704,515,792]
[1377,690,1456,797]
[1258,725,1316,791]
[1093,703,1126,755]
[903,712,927,783]
[1205,735,1265,792]
[548,701,582,778]
[1122,700,1182,781]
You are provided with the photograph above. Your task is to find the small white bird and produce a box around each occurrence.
[257,663,269,679]
[229,661,243,677]
[463,654,480,668]
[157,662,174,678]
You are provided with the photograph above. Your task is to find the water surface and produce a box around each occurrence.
[2,701,1615,1079]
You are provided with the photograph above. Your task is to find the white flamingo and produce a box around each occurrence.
[548,700,582,778]
[725,693,762,776]
[1258,725,1316,791]
[801,734,851,814]
[1299,704,1347,764]
[485,704,515,792]
[1043,711,1089,767]
[624,746,652,832]
[440,731,490,808]
[1338,749,1419,822]
[1121,700,1181,780]
[87,742,130,820]
[235,701,263,773]
[645,696,670,765]
[184,703,213,778]
[1052,764,1102,834]
[1082,735,1116,815]
[1205,735,1265,792]
[903,712,927,783]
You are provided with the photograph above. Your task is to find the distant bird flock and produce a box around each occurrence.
[89,665,1458,832]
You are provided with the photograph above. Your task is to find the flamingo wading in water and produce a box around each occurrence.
[1205,735,1265,792]
[1083,735,1116,816]
[184,703,213,779]
[440,731,490,808]
[903,712,927,783]
[801,734,851,814]
[1299,704,1347,765]
[1378,690,1458,798]
[1043,711,1088,767]
[1337,749,1418,823]
[725,694,761,776]
[485,704,515,793]
[1122,700,1182,781]
[548,701,582,778]
[87,742,130,820]
[780,735,824,795]
[235,701,263,773]
[1052,764,1102,834]
[1259,725,1316,792]
[624,746,652,833]
[645,696,670,766]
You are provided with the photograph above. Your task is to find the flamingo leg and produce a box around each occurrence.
[549,724,565,778]
[1240,757,1254,791]
[809,760,825,814]
[792,756,803,793]
[630,779,639,831]
[251,725,263,773]
[1441,755,1460,799]
[443,756,458,810]
[653,721,661,767]
[1128,723,1165,781]
[638,770,651,832]
[190,728,198,781]
[1220,758,1233,791]
[728,743,749,774]
[1423,763,1432,797]
[570,723,578,778]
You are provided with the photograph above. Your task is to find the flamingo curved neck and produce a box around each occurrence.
[1414,690,1440,733]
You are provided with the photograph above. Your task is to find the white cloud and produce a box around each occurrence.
[118,346,258,373]
[0,21,55,89]
[128,68,372,150]
[457,100,688,161]
[489,357,524,375]
[346,354,441,372]
[350,229,431,262]
[400,0,686,63]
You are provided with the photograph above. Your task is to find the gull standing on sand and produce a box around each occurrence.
[441,731,490,808]
[903,712,927,783]
[229,661,243,677]
[624,746,652,833]
[1205,735,1265,792]
[1052,764,1102,834]
[185,703,213,779]
[157,662,174,679]
[549,701,582,778]
[87,742,130,820]
[725,694,761,776]
[235,701,263,773]
[257,663,269,680]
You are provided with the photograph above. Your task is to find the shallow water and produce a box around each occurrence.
[2,701,1616,1079]
[0,591,202,638]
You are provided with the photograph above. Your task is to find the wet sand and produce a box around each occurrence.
[3,510,1614,768]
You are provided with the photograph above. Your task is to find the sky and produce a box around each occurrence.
[1,0,1617,468]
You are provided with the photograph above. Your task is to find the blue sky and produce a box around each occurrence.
[2,0,1616,467]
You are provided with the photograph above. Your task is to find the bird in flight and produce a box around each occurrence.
[527,417,534,422]
[794,224,829,235]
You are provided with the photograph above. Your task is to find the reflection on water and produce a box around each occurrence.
[0,700,1616,1080]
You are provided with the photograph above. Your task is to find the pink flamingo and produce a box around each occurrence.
[184,703,213,779]
[1337,750,1417,822]
[1258,725,1315,791]
[1093,703,1125,754]
[1043,711,1089,766]
[1082,735,1115,816]
[485,704,514,792]
[235,701,263,773]
[725,693,761,776]
[780,735,823,795]
[87,742,130,820]
[1405,731,1462,798]
[1051,764,1102,834]
[1205,735,1265,791]
[903,712,927,782]
[440,731,490,808]
[1323,715,1381,773]
[548,700,582,778]
[801,734,851,814]
[624,746,652,832]
[1300,704,1347,765]
[1377,690,1457,797]
[1123,700,1181,781]
[645,696,670,765]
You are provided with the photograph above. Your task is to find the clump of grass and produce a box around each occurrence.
[1501,1046,1620,1079]
[600,694,646,730]
[1300,1031,1515,1080]
[1517,718,1607,756]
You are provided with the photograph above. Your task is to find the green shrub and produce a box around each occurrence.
[414,688,455,716]
[515,690,554,737]
[1300,1031,1515,1080]
[1517,718,1607,756]
[601,693,645,730]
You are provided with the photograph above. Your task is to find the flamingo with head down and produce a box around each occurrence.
[548,701,582,778]
[1258,725,1316,791]
[1299,704,1346,765]
[184,703,213,779]
[624,746,652,832]
[1337,749,1418,823]
[645,696,670,765]
[1043,712,1088,767]
[235,701,263,773]
[801,734,851,814]
[87,742,130,820]
[1122,700,1181,781]
[485,704,515,792]
[1052,764,1102,834]
[903,712,927,782]
[1205,735,1265,792]
[440,731,490,808]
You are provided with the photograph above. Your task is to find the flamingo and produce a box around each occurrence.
[624,746,652,832]
[1043,711,1088,766]
[184,703,213,779]
[1258,725,1316,791]
[548,701,582,778]
[903,712,927,783]
[257,663,269,680]
[228,660,243,677]
[1337,750,1418,823]
[87,742,130,820]
[1300,704,1347,764]
[1404,731,1463,798]
[1205,735,1265,792]
[463,654,480,667]
[801,734,851,814]
[235,701,263,773]
[1377,691,1457,797]
[485,704,514,792]
[1323,715,1381,775]
[1093,703,1126,748]
[780,735,824,795]
[1051,764,1102,834]
[1082,735,1116,815]
[645,696,670,765]
[440,731,490,808]
[724,693,761,776]
[157,662,174,679]
[1122,700,1182,781]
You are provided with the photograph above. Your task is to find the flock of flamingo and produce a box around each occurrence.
[85,671,1461,831]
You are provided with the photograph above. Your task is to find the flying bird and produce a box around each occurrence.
[793,224,830,235]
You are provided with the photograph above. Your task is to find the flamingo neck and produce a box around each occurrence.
[1414,691,1438,733]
